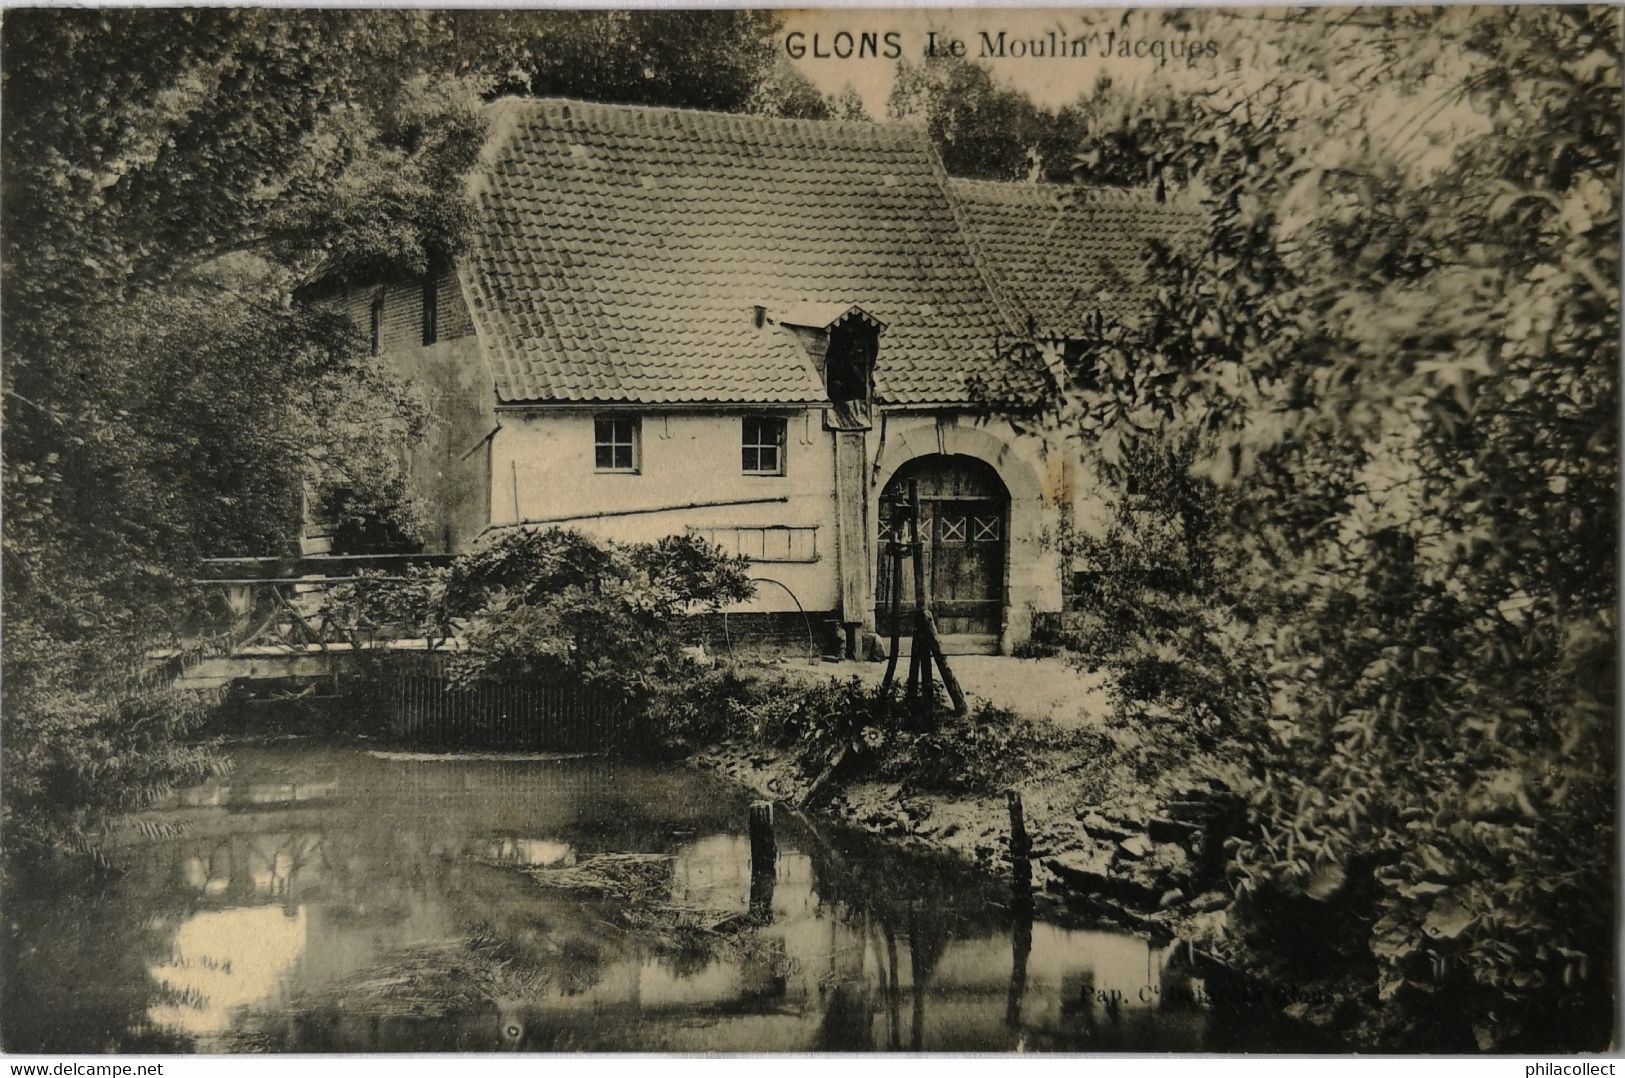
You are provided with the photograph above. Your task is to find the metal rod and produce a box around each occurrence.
[483,495,791,531]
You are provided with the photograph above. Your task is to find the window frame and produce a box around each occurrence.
[369,291,385,356]
[740,415,787,477]
[593,415,640,474]
[421,272,438,346]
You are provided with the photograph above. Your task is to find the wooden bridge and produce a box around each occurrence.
[172,553,637,751]
[175,553,456,689]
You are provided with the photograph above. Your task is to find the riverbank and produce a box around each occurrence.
[683,655,1250,950]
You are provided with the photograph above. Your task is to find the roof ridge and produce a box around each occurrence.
[482,94,925,137]
[948,175,1170,201]
[925,146,1033,339]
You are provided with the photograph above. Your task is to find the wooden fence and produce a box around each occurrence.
[388,663,637,752]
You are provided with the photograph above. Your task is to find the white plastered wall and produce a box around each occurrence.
[489,409,839,614]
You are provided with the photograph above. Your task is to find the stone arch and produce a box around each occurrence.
[868,420,1055,653]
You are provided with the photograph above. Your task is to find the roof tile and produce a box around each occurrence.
[946,178,1204,339]
[462,98,1034,406]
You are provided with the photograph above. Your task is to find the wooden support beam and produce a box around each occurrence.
[908,479,933,722]
[880,536,903,693]
[922,612,968,716]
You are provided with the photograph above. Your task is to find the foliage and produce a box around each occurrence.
[877,701,1060,795]
[431,529,753,703]
[1,678,229,865]
[0,9,813,863]
[0,10,486,863]
[744,676,904,777]
[323,567,454,648]
[431,10,800,115]
[675,668,1103,797]
[888,55,1092,180]
[1021,7,1618,1050]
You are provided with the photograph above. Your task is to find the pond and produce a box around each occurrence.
[4,744,1229,1053]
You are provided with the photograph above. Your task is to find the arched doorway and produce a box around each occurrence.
[875,454,1010,638]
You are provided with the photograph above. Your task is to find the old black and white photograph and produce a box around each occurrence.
[0,4,1618,1059]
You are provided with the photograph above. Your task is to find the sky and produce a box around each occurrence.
[776,7,1484,182]
[779,7,1233,118]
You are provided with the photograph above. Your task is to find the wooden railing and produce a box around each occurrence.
[194,553,454,584]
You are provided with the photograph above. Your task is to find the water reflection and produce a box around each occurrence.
[149,906,308,1036]
[474,837,576,868]
[5,746,1211,1053]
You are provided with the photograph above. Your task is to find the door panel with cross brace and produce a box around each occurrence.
[875,454,1008,638]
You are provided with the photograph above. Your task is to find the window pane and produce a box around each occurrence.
[596,417,637,470]
[742,416,784,474]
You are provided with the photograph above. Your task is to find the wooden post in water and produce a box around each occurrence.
[1005,789,1034,1032]
[1007,789,1032,900]
[749,800,777,869]
[749,800,777,921]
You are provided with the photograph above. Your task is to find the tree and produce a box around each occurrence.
[1022,6,1618,1050]
[0,9,488,862]
[887,55,1090,180]
[428,10,791,114]
[1,9,818,861]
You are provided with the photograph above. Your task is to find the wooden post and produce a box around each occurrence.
[907,903,926,1051]
[883,919,902,1049]
[880,535,903,691]
[1007,789,1032,900]
[1006,787,1034,1034]
[908,479,933,720]
[749,800,777,920]
[1007,904,1032,1032]
[922,612,969,716]
[749,801,777,876]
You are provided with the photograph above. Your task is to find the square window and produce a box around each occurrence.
[742,416,786,476]
[594,416,639,472]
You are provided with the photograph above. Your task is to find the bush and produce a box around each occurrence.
[317,528,755,711]
[878,701,1030,793]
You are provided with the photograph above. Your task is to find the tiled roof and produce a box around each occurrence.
[460,97,1034,407]
[946,179,1205,339]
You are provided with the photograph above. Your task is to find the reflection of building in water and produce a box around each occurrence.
[669,835,816,920]
[176,831,323,904]
[455,831,1202,1052]
[473,837,576,868]
[148,905,309,1037]
[120,754,1209,1052]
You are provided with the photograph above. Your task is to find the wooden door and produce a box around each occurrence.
[875,455,1007,637]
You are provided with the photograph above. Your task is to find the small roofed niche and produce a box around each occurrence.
[778,301,885,431]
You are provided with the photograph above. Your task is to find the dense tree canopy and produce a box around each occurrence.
[888,55,1091,181]
[0,8,827,861]
[1025,6,1619,1051]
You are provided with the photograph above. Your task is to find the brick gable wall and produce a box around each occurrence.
[338,269,474,353]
